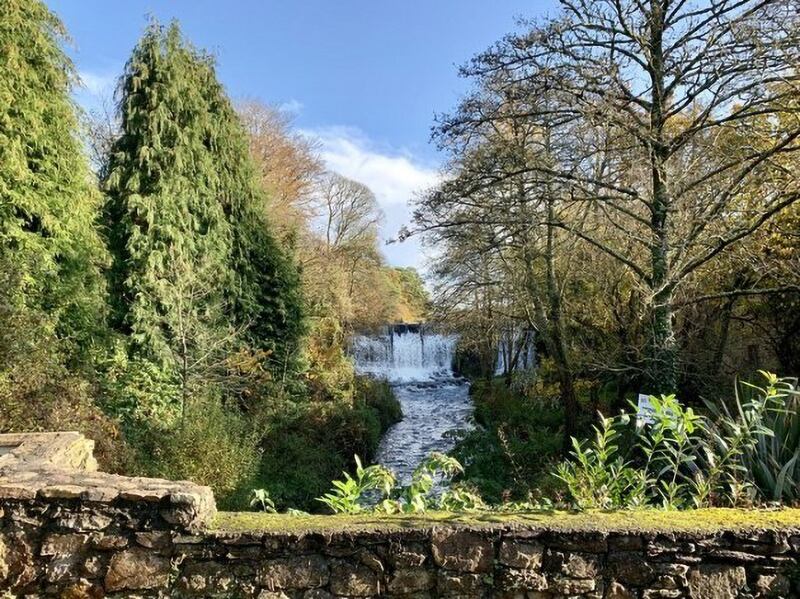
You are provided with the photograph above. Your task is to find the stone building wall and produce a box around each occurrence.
[1,433,800,598]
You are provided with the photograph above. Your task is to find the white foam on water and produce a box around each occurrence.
[351,328,457,383]
[350,326,471,482]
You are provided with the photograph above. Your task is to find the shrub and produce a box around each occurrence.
[135,394,260,502]
[99,343,182,429]
[0,285,130,473]
[555,372,798,510]
[354,376,402,430]
[555,414,645,510]
[451,379,564,502]
[247,379,401,511]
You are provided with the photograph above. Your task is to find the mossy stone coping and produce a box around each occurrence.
[212,507,800,535]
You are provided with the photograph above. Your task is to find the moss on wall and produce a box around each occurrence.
[212,507,800,535]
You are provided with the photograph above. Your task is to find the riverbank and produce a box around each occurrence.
[449,372,640,503]
[237,376,402,511]
[448,378,567,502]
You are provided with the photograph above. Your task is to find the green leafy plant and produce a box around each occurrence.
[438,484,486,511]
[317,455,396,514]
[393,452,465,513]
[555,373,798,510]
[703,372,799,504]
[318,452,471,514]
[635,394,705,509]
[249,488,277,513]
[554,414,642,509]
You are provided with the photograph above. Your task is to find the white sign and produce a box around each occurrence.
[636,393,655,426]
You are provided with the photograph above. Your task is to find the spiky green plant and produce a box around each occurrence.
[704,372,799,504]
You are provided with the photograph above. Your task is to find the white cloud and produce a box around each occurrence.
[304,126,441,270]
[278,99,304,115]
[78,69,118,97]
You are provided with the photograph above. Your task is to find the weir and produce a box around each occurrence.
[350,324,472,481]
[350,324,457,383]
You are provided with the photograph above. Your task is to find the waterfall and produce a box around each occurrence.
[351,325,457,383]
[350,324,471,481]
[495,328,537,376]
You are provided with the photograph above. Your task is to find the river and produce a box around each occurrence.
[350,325,472,482]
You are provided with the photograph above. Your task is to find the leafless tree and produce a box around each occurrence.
[83,95,119,177]
[426,0,800,392]
[238,101,323,236]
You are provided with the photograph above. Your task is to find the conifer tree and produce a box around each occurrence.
[104,21,304,385]
[0,0,107,352]
[104,23,232,367]
[0,0,121,457]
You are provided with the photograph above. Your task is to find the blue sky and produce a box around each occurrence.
[49,0,557,268]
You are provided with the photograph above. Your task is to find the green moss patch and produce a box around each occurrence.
[211,508,800,535]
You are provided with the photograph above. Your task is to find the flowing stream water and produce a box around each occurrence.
[350,326,472,482]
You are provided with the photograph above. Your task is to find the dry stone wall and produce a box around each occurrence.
[2,433,800,598]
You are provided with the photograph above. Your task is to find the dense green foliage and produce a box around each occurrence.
[249,377,401,511]
[103,23,232,364]
[556,373,799,510]
[450,380,566,503]
[0,0,107,350]
[97,22,309,498]
[0,0,123,468]
[103,21,303,377]
[96,21,404,507]
[0,5,401,511]
[709,377,800,504]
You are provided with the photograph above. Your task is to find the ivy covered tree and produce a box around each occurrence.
[0,0,107,352]
[103,21,304,394]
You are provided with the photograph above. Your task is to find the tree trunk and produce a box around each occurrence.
[646,0,677,394]
[558,365,579,451]
[544,197,579,452]
[648,285,677,393]
[711,296,737,378]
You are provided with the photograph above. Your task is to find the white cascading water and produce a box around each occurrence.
[350,326,472,481]
[495,330,536,376]
[350,328,457,383]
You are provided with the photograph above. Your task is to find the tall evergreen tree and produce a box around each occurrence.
[0,0,107,352]
[104,22,233,369]
[104,21,304,384]
[0,0,123,462]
